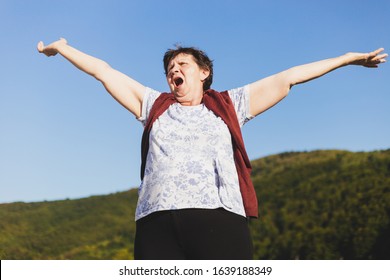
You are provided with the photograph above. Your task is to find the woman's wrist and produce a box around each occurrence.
[339,53,358,67]
[54,39,68,54]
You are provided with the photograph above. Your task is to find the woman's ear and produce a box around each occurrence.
[200,68,210,82]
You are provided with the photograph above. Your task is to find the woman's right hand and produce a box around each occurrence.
[37,38,68,57]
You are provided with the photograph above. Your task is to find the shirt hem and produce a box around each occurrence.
[135,205,246,221]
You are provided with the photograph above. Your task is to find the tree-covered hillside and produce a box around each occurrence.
[0,190,138,259]
[250,149,390,259]
[1,149,389,259]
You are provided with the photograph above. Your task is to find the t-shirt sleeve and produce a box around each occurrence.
[228,85,254,127]
[137,87,161,126]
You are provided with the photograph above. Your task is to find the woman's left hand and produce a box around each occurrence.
[346,48,387,68]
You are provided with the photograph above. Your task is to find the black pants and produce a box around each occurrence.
[134,208,253,260]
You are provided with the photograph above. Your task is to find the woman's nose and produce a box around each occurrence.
[172,64,179,72]
[169,66,179,77]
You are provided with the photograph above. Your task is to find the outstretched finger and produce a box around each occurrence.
[376,53,388,60]
[369,48,385,58]
[370,53,388,65]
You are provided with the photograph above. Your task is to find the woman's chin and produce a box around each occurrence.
[173,88,188,98]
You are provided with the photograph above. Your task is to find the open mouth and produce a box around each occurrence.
[174,77,184,87]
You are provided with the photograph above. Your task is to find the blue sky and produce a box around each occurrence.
[1,0,389,203]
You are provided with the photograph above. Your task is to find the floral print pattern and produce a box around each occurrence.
[135,86,253,220]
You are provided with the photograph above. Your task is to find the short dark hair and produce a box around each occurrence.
[163,46,214,91]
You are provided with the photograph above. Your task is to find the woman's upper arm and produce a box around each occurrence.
[248,72,290,117]
[96,66,146,118]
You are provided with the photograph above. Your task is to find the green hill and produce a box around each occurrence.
[0,190,138,259]
[1,149,389,259]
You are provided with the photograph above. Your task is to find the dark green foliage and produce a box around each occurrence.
[250,149,390,259]
[0,189,138,259]
[1,149,389,259]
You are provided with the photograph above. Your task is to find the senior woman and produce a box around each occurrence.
[37,38,387,259]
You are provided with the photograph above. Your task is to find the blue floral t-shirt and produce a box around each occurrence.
[136,86,253,221]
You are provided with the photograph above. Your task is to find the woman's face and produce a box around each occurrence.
[166,53,209,105]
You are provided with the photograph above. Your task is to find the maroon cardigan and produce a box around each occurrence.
[140,89,258,218]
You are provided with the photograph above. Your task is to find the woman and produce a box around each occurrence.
[37,38,387,259]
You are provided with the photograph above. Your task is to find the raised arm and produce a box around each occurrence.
[249,48,387,116]
[37,38,145,118]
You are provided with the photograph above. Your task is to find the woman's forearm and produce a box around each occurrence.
[56,43,111,81]
[285,54,350,87]
[38,38,146,117]
[249,48,386,116]
[38,39,111,80]
[286,49,386,87]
